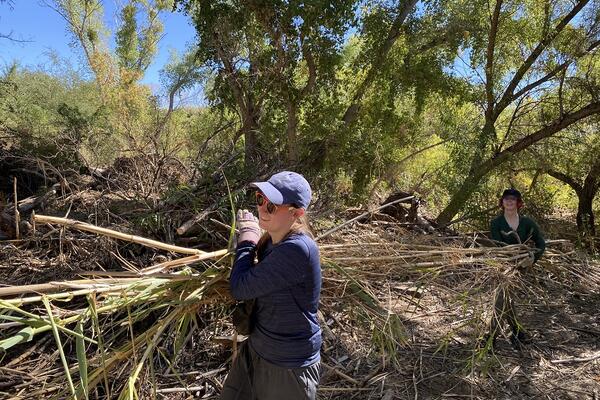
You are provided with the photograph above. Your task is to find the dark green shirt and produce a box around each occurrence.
[490,214,546,261]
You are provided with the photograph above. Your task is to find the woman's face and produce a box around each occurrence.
[502,196,518,211]
[256,193,300,234]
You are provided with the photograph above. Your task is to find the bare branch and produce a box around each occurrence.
[396,139,450,166]
[496,96,525,153]
[485,101,600,171]
[0,30,32,43]
[511,39,600,106]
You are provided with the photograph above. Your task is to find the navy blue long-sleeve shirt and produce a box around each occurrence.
[230,232,322,368]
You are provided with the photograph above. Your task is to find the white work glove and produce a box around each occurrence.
[517,251,535,269]
[236,209,260,245]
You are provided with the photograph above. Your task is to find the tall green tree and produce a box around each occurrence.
[176,0,477,179]
[175,0,356,170]
[435,0,600,225]
[321,0,479,192]
[529,127,600,237]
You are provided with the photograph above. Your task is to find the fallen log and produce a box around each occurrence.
[1,184,58,216]
[0,184,58,239]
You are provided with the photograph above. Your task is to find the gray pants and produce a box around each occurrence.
[220,340,321,400]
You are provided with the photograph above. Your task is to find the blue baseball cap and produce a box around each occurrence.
[250,171,312,209]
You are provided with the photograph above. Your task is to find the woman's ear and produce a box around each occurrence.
[293,208,305,219]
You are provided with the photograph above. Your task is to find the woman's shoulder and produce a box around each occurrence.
[282,232,319,256]
[490,214,504,225]
[519,215,539,226]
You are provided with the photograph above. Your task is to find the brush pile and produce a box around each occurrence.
[1,214,599,399]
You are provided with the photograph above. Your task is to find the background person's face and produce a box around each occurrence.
[502,196,518,211]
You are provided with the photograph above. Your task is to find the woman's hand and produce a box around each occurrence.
[236,209,261,245]
[517,251,535,269]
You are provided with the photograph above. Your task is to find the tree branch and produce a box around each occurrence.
[413,22,468,54]
[546,169,583,194]
[0,31,32,43]
[485,0,503,112]
[341,0,418,125]
[482,101,600,173]
[300,37,317,97]
[396,139,449,166]
[496,96,524,153]
[512,39,600,107]
[494,0,590,117]
[213,30,249,117]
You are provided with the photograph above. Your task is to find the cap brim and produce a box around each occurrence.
[250,182,284,205]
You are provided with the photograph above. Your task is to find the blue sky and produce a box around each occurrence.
[0,1,197,91]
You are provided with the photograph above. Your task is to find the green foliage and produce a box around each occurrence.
[432,0,600,224]
[2,0,599,229]
[116,0,170,80]
[116,4,140,71]
[0,64,98,168]
[175,0,357,168]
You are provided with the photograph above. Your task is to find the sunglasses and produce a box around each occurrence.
[255,192,299,214]
[255,192,280,214]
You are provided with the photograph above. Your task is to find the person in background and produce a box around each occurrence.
[220,171,322,400]
[490,188,546,263]
[487,188,546,348]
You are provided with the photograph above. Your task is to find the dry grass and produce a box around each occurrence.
[0,219,599,399]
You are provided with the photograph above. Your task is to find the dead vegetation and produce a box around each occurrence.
[0,208,599,399]
[0,154,599,399]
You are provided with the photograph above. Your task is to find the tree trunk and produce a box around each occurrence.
[436,101,600,226]
[577,162,599,237]
[576,190,596,237]
[546,153,599,237]
[436,171,485,227]
[242,112,260,171]
[286,101,299,165]
[579,156,600,237]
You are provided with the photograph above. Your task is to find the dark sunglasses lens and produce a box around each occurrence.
[256,193,276,213]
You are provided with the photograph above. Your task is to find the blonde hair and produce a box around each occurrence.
[256,213,314,253]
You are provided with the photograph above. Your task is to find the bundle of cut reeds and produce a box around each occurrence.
[1,215,598,399]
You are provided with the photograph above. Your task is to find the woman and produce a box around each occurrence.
[221,171,322,400]
[490,188,546,263]
[487,188,545,348]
